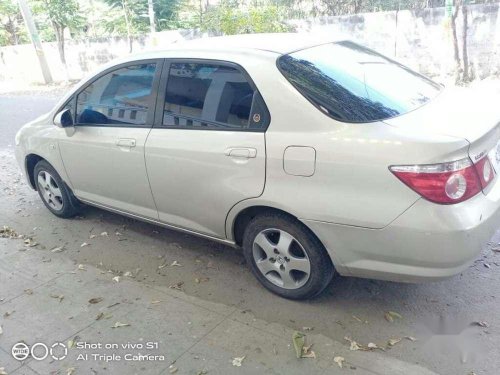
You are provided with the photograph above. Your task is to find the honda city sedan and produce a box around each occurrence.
[15,33,500,299]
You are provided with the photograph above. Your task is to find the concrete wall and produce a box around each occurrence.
[1,3,499,84]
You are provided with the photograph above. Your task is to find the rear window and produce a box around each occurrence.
[277,41,442,123]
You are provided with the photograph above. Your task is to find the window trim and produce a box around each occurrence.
[56,59,164,128]
[154,58,270,132]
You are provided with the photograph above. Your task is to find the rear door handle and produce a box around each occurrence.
[116,138,136,148]
[225,147,257,158]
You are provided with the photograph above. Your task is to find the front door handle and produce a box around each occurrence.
[225,147,257,158]
[116,138,136,148]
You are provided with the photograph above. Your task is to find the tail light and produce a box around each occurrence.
[390,156,495,204]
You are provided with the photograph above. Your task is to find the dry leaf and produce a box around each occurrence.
[115,231,123,236]
[151,300,161,304]
[169,366,178,374]
[344,336,360,351]
[3,311,14,318]
[111,322,130,328]
[68,336,79,349]
[77,264,87,271]
[232,356,246,367]
[301,344,316,358]
[334,356,345,368]
[195,277,209,284]
[88,297,103,304]
[0,367,6,375]
[67,367,75,375]
[50,294,64,302]
[405,336,417,342]
[80,242,89,247]
[96,312,104,321]
[158,262,168,269]
[388,338,402,347]
[51,246,65,253]
[171,260,182,267]
[100,231,108,236]
[169,281,184,290]
[367,342,378,349]
[384,311,402,322]
[112,276,120,283]
[89,234,96,239]
[302,326,314,331]
[123,271,133,277]
[24,288,33,295]
[471,321,489,328]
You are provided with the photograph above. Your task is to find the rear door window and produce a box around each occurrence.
[162,62,268,130]
[277,41,442,123]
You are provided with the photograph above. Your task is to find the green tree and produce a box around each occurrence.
[31,0,84,66]
[0,0,27,46]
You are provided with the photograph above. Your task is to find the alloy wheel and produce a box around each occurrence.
[37,170,64,211]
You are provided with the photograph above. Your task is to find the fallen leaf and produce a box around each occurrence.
[115,231,123,236]
[232,356,246,367]
[484,263,491,269]
[169,365,178,374]
[88,297,103,304]
[171,260,182,267]
[151,300,161,304]
[67,367,75,375]
[123,271,133,277]
[292,331,306,358]
[77,264,87,271]
[51,246,65,253]
[50,294,64,302]
[334,356,345,368]
[405,336,417,342]
[112,276,121,283]
[195,277,210,284]
[100,232,108,236]
[492,247,500,253]
[301,344,316,358]
[80,242,89,247]
[471,321,489,328]
[388,338,402,347]
[24,288,33,295]
[302,326,314,331]
[68,336,79,349]
[384,311,402,322]
[158,262,168,269]
[3,311,14,318]
[367,342,379,349]
[169,281,184,290]
[344,336,361,351]
[111,322,130,329]
[89,234,96,239]
[95,312,104,321]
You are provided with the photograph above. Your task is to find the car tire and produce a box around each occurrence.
[242,212,334,300]
[34,160,82,218]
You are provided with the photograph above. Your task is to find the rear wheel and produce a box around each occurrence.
[34,160,81,218]
[242,212,334,299]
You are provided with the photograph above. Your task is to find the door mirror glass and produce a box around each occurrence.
[54,108,74,128]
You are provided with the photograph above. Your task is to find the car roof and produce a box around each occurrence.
[171,33,336,54]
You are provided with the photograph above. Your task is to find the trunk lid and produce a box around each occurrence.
[384,85,500,164]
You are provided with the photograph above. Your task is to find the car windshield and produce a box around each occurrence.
[277,41,442,123]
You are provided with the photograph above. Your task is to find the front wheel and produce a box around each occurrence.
[242,213,334,300]
[34,160,82,218]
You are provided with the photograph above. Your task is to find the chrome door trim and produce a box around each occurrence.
[78,198,238,248]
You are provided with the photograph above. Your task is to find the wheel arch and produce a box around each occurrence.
[25,153,44,190]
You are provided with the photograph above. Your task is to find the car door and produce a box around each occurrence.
[145,59,270,238]
[58,60,162,219]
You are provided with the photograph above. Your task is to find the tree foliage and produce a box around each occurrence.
[0,0,28,46]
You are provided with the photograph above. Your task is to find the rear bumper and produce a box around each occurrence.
[303,181,500,282]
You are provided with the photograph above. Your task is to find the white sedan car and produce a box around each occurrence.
[15,33,500,299]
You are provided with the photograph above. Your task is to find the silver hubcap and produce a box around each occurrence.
[252,228,311,290]
[37,171,63,211]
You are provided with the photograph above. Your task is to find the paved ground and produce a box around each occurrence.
[0,87,499,375]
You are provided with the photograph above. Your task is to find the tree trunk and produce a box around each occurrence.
[462,3,469,82]
[122,0,133,53]
[53,22,66,66]
[450,2,462,83]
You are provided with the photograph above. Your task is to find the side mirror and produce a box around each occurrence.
[54,108,74,128]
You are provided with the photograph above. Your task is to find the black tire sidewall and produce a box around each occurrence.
[34,160,79,218]
[242,213,334,300]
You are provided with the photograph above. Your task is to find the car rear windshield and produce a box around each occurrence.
[277,41,442,123]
